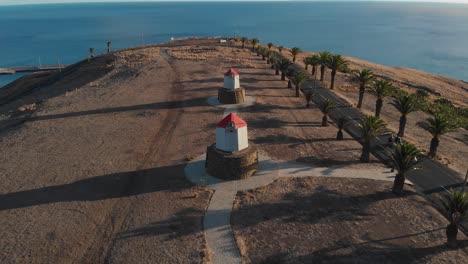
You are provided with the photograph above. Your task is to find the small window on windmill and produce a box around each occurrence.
[226,121,236,132]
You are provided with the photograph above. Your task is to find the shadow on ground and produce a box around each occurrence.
[0,163,191,211]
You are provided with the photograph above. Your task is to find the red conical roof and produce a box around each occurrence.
[216,113,247,128]
[224,68,239,76]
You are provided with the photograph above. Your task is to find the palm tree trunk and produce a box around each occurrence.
[429,136,440,157]
[360,140,371,162]
[242,43,245,49]
[295,85,300,97]
[337,129,344,140]
[305,65,308,70]
[271,64,275,69]
[293,56,296,62]
[267,59,270,64]
[446,223,459,248]
[375,98,383,117]
[330,70,336,90]
[281,72,285,80]
[262,55,265,60]
[398,115,407,137]
[288,80,292,88]
[320,65,325,81]
[312,65,316,75]
[357,86,365,108]
[276,68,279,75]
[392,172,406,194]
[322,115,328,126]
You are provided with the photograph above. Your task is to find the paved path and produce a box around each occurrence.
[185,154,405,264]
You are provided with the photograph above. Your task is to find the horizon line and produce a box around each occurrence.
[2,1,468,7]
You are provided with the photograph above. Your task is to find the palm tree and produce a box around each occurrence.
[277,59,292,81]
[290,47,302,62]
[258,46,266,60]
[310,54,320,76]
[325,54,349,90]
[353,69,375,109]
[285,68,295,88]
[386,142,421,194]
[251,38,259,52]
[304,89,314,108]
[441,189,468,248]
[106,40,112,53]
[270,56,277,70]
[357,115,388,162]
[240,37,248,49]
[302,57,311,70]
[318,98,336,126]
[422,113,452,157]
[267,42,273,50]
[391,94,419,137]
[318,51,330,81]
[266,50,272,64]
[89,47,95,58]
[369,79,394,117]
[291,71,308,97]
[278,46,284,53]
[335,116,350,140]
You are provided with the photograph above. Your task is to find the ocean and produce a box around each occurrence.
[1,1,468,88]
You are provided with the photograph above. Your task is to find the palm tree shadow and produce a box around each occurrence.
[0,163,190,211]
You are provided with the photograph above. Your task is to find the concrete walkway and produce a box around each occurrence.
[185,153,408,264]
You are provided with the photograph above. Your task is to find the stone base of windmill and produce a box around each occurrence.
[218,88,246,104]
[205,143,258,180]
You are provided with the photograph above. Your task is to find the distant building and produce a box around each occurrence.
[215,113,248,152]
[223,68,240,90]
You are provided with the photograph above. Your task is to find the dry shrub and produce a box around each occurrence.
[168,46,256,68]
[115,47,160,68]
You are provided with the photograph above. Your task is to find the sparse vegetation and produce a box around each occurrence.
[325,54,349,90]
[369,79,394,118]
[385,142,421,194]
[335,116,350,140]
[290,47,302,62]
[391,94,420,137]
[291,71,308,97]
[421,113,453,158]
[317,98,336,126]
[440,189,468,248]
[352,69,375,109]
[358,115,388,162]
[318,51,330,81]
[241,37,248,49]
[106,41,112,54]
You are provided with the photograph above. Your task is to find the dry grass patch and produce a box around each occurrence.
[168,46,257,68]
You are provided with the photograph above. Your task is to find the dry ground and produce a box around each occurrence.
[0,40,369,263]
[1,38,466,263]
[232,177,468,264]
[276,47,468,174]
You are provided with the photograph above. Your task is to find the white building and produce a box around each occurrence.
[223,68,240,90]
[215,113,249,152]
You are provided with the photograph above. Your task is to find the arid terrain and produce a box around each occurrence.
[0,38,467,263]
[232,177,468,263]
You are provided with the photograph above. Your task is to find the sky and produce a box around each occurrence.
[1,0,468,6]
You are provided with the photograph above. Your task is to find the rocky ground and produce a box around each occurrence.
[232,177,468,264]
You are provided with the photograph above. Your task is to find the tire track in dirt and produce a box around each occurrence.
[80,49,187,263]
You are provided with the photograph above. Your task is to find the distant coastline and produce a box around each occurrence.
[1,1,468,87]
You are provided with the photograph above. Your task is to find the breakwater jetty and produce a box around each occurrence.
[0,65,69,75]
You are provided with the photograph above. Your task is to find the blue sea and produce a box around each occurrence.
[1,1,468,88]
